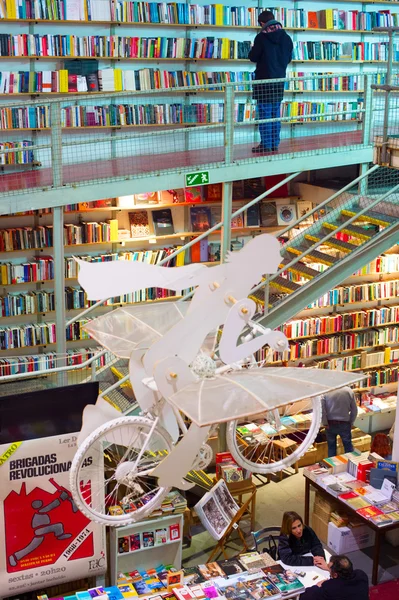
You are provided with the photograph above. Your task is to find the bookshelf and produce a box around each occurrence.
[255,253,399,396]
[109,514,183,585]
[0,180,296,359]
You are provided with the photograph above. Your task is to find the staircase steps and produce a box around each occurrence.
[304,233,359,253]
[322,222,373,240]
[285,246,339,266]
[279,258,319,280]
[341,208,396,227]
[269,276,301,294]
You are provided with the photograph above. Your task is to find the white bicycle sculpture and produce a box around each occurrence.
[69,235,362,526]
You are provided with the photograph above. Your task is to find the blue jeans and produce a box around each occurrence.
[327,421,353,457]
[258,102,281,149]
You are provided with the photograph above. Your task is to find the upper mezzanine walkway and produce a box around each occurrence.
[0,74,375,214]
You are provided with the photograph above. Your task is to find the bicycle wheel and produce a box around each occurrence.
[226,397,321,474]
[70,416,173,526]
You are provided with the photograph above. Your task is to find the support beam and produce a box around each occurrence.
[221,181,233,261]
[0,147,373,216]
[53,206,67,386]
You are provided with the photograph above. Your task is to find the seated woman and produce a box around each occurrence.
[278,511,328,568]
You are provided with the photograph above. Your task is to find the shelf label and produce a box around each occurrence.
[185,170,210,187]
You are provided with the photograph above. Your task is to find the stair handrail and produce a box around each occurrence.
[0,348,108,383]
[66,171,301,326]
[252,177,399,307]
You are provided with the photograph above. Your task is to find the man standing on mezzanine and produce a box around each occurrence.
[248,10,293,154]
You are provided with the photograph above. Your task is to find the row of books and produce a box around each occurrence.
[0,244,216,286]
[281,100,363,122]
[275,326,399,362]
[316,347,399,371]
[360,365,399,388]
[3,35,398,62]
[307,276,399,309]
[293,41,398,62]
[0,0,107,20]
[111,2,261,26]
[0,347,106,377]
[0,34,252,60]
[0,69,388,96]
[354,253,399,275]
[0,225,53,252]
[0,319,89,350]
[1,99,365,131]
[114,554,304,598]
[3,1,399,30]
[255,8,399,31]
[281,306,399,339]
[0,69,252,95]
[0,140,34,164]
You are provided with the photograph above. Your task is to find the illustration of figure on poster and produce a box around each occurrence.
[8,479,77,567]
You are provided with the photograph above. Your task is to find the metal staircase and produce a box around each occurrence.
[252,165,399,331]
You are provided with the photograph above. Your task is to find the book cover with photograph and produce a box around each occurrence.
[190,206,212,232]
[134,192,160,205]
[118,536,130,554]
[183,566,205,585]
[198,562,225,580]
[263,566,304,594]
[296,200,313,224]
[245,578,280,599]
[184,186,203,203]
[129,534,141,552]
[245,204,260,227]
[205,184,222,201]
[169,522,180,540]
[260,202,277,227]
[216,558,244,577]
[128,211,150,238]
[152,209,175,236]
[216,580,254,600]
[142,531,155,547]
[155,528,167,545]
[195,480,240,540]
[276,203,297,226]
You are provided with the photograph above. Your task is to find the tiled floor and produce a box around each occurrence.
[182,469,399,585]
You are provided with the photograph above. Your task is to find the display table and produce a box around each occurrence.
[304,474,399,585]
[279,550,331,597]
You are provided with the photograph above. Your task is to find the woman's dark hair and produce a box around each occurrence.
[258,10,274,26]
[280,511,304,536]
[330,555,354,579]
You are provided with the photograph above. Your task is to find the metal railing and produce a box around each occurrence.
[0,72,372,201]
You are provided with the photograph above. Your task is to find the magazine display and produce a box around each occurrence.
[195,480,240,540]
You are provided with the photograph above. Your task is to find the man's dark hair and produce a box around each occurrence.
[258,10,274,25]
[329,555,354,580]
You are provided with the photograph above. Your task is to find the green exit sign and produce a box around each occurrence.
[185,170,210,187]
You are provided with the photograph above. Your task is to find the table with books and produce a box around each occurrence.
[54,551,329,600]
[303,451,399,585]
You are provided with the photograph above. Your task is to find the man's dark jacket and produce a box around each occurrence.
[248,20,293,101]
[302,569,369,600]
[278,525,325,566]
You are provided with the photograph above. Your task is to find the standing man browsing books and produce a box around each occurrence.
[248,11,293,153]
[321,386,358,456]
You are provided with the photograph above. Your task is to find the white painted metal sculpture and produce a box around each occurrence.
[70,235,363,526]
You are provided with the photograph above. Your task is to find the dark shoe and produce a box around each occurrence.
[252,145,271,153]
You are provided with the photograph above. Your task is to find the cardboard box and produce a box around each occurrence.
[312,513,329,545]
[328,522,375,554]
